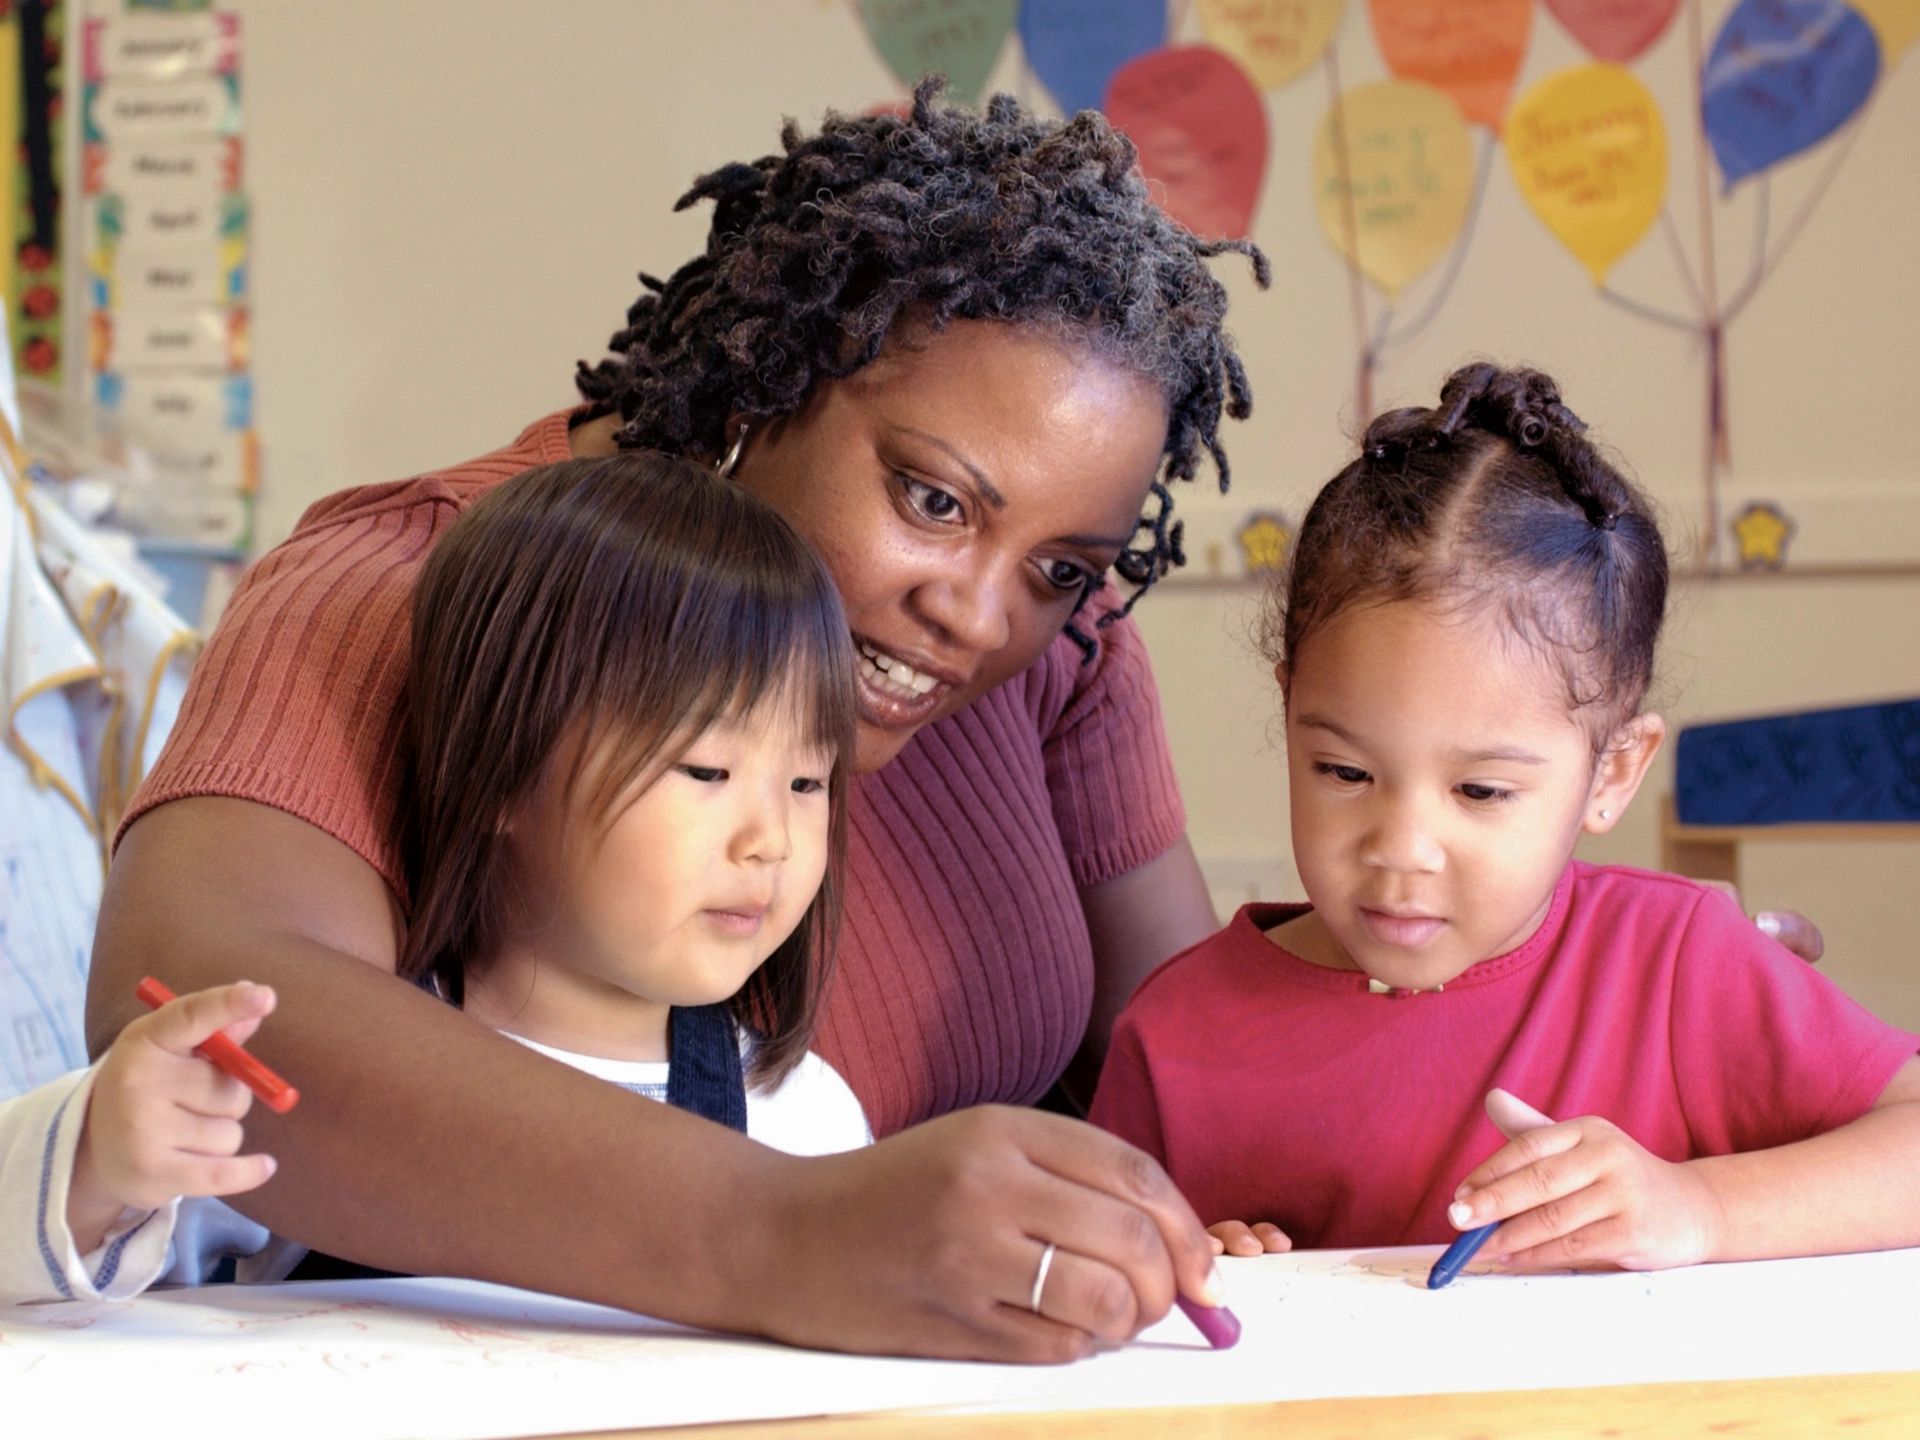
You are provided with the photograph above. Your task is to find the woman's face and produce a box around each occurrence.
[733,321,1170,773]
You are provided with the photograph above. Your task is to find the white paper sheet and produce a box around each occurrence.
[5,1245,1917,1438]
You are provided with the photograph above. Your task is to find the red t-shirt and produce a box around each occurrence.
[1090,862,1919,1248]
[120,412,1186,1137]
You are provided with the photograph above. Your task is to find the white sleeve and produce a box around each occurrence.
[163,1198,299,1288]
[0,1065,179,1304]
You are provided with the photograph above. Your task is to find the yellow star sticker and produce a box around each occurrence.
[1731,501,1794,571]
[1236,512,1292,576]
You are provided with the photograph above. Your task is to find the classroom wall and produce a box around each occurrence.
[221,1,1920,1025]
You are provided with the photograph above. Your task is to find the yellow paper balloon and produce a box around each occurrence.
[1198,0,1348,90]
[1313,80,1474,301]
[1851,0,1920,61]
[1507,64,1666,286]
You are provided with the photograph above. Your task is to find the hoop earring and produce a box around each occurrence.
[717,424,750,479]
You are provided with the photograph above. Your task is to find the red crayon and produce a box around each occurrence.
[136,976,301,1114]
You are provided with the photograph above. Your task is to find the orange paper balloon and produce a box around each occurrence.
[1369,0,1533,130]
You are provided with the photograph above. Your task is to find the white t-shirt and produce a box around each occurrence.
[504,1032,872,1156]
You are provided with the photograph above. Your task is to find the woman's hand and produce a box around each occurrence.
[69,981,281,1254]
[1754,908,1824,963]
[1205,1219,1292,1257]
[764,1105,1224,1363]
[1696,881,1825,963]
[1449,1089,1721,1273]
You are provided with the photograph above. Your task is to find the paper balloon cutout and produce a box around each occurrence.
[1702,0,1880,190]
[1195,0,1347,90]
[1507,63,1667,285]
[1106,47,1269,240]
[1544,0,1681,62]
[1020,0,1164,116]
[858,0,1019,105]
[1369,0,1532,129]
[1851,0,1920,61]
[1312,80,1473,300]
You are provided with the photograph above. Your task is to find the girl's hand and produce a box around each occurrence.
[1205,1220,1292,1257]
[68,981,282,1254]
[1449,1089,1722,1273]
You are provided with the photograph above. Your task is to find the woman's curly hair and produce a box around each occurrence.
[576,75,1270,653]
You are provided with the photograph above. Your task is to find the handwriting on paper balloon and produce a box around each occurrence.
[1106,46,1269,240]
[1313,79,1474,301]
[1507,63,1668,285]
[1020,0,1164,117]
[858,0,1019,105]
[1370,0,1533,130]
[1701,0,1880,190]
[1196,0,1349,90]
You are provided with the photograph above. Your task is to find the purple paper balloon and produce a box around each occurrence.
[1701,0,1880,189]
[1020,0,1165,117]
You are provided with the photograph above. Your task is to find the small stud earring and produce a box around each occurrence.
[1598,808,1612,820]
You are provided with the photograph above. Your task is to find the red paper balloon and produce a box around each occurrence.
[1544,0,1681,63]
[1105,47,1269,240]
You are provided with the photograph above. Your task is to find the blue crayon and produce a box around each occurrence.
[1427,1222,1498,1290]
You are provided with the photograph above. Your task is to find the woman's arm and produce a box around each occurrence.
[1062,834,1218,1109]
[87,798,1220,1359]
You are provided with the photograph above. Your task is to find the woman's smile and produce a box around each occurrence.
[853,634,957,729]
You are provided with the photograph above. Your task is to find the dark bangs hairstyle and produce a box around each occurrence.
[1265,363,1670,752]
[399,451,857,1086]
[575,74,1271,657]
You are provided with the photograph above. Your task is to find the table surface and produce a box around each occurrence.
[578,1370,1920,1439]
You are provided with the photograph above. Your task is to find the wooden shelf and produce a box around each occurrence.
[1660,796,1920,888]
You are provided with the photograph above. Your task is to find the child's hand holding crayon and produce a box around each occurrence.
[1446,1089,1719,1273]
[67,981,285,1255]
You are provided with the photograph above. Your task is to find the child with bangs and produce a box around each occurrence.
[5,451,866,1302]
[1092,363,1920,1274]
[395,450,867,1150]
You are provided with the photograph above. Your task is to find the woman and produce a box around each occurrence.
[86,81,1257,1362]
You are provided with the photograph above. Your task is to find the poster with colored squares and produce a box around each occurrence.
[4,0,66,388]
[847,0,1919,576]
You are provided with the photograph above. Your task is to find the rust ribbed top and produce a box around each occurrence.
[121,412,1187,1136]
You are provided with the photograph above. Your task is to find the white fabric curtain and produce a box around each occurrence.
[1,417,198,1098]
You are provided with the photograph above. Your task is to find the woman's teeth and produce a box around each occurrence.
[858,641,940,697]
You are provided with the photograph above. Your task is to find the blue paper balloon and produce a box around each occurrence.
[1019,0,1165,117]
[1701,0,1880,189]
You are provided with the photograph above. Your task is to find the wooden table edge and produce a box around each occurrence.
[557,1368,1920,1439]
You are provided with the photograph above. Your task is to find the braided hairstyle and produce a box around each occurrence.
[576,75,1269,655]
[1267,363,1669,749]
